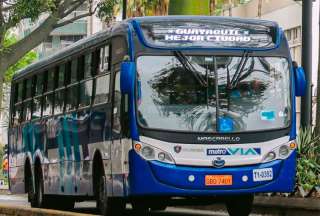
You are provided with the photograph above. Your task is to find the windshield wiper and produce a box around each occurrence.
[230,51,250,89]
[173,51,208,87]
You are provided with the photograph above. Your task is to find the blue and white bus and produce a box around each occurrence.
[8,16,306,216]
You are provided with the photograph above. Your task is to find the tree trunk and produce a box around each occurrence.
[258,0,262,18]
[0,76,3,119]
[169,0,210,15]
[210,0,216,15]
[0,15,58,75]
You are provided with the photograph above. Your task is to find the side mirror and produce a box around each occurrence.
[120,61,139,140]
[294,66,306,96]
[120,61,136,95]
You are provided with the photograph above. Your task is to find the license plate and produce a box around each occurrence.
[253,168,273,182]
[205,175,232,186]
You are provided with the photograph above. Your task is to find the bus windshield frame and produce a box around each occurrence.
[136,52,292,134]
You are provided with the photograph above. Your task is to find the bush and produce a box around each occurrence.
[296,127,320,191]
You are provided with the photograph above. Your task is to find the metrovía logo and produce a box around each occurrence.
[207,148,261,156]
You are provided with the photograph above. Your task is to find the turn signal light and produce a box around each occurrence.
[134,143,142,152]
[289,142,297,149]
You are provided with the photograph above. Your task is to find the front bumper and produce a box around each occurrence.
[128,150,296,196]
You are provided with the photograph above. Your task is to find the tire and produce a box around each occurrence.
[97,175,125,216]
[225,194,254,216]
[30,166,45,208]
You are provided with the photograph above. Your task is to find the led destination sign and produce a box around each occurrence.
[139,20,278,49]
[164,28,251,43]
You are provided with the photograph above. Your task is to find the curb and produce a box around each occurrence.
[0,204,95,216]
[187,196,320,216]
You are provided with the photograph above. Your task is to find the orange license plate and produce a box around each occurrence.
[205,175,233,186]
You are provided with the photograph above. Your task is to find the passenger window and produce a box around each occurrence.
[71,59,78,83]
[78,56,85,81]
[66,85,78,111]
[65,62,72,85]
[23,100,32,121]
[13,104,22,124]
[113,72,121,133]
[99,45,110,74]
[32,96,42,119]
[84,53,92,78]
[54,89,65,115]
[43,94,54,117]
[47,69,55,92]
[92,49,100,76]
[35,73,44,96]
[25,79,32,99]
[17,82,23,102]
[57,65,65,87]
[79,80,93,108]
[94,74,110,105]
[112,36,127,64]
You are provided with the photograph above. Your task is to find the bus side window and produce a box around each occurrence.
[47,68,55,92]
[65,59,79,112]
[32,74,43,120]
[91,49,100,76]
[99,45,111,74]
[43,71,54,117]
[113,70,121,135]
[54,64,66,115]
[111,36,127,65]
[94,73,110,105]
[12,83,20,126]
[84,53,93,79]
[22,78,32,121]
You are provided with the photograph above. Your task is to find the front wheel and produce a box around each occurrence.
[97,175,125,216]
[225,194,254,216]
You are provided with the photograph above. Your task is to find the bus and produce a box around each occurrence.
[8,16,306,216]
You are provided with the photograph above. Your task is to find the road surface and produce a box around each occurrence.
[0,194,267,216]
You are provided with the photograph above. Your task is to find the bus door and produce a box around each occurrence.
[110,36,130,197]
[89,44,113,188]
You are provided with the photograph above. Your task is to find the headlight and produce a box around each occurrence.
[279,145,290,158]
[133,141,175,164]
[263,151,276,162]
[262,141,296,163]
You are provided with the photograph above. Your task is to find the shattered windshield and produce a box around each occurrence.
[137,54,291,133]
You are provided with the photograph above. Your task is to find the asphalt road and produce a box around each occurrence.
[0,194,266,216]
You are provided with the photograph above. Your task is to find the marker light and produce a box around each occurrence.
[279,145,290,158]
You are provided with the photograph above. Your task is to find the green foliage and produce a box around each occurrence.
[169,0,210,15]
[97,0,120,21]
[296,127,320,191]
[7,0,57,27]
[3,34,37,82]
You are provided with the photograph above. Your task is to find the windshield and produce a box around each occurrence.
[137,54,291,133]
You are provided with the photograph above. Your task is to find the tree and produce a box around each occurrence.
[0,34,37,116]
[0,0,118,79]
[0,0,118,115]
[126,0,168,17]
[168,0,210,15]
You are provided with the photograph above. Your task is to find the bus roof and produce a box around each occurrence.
[13,16,281,81]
